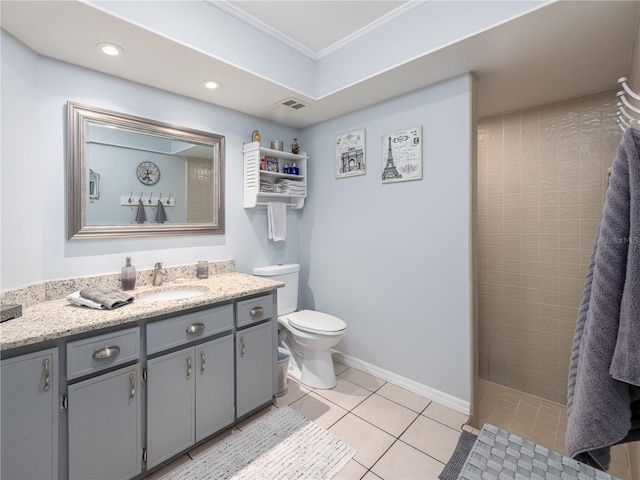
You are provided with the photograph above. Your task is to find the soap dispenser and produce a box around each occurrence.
[121,257,136,291]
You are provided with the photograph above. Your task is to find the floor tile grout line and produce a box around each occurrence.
[345,397,457,476]
[298,375,457,479]
[396,437,448,467]
[310,383,374,411]
[287,392,350,431]
[419,413,470,434]
[367,436,448,479]
[373,391,433,416]
[347,406,421,439]
[296,374,473,471]
[336,364,390,389]
[352,391,431,419]
[311,375,436,418]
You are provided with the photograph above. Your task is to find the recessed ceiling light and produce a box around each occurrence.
[203,80,220,90]
[97,42,124,56]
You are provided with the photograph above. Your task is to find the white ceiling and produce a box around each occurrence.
[2,1,639,128]
[217,1,411,58]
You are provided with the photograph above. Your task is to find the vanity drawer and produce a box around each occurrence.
[146,304,233,355]
[67,327,140,380]
[236,295,274,328]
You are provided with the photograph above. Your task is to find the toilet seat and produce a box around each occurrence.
[286,310,347,335]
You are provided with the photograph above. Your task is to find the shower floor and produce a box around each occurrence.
[472,378,632,480]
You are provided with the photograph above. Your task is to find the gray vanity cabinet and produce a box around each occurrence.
[66,327,142,480]
[0,289,277,479]
[235,295,276,419]
[1,348,59,480]
[67,364,142,480]
[146,347,194,468]
[194,336,235,442]
[236,321,275,417]
[145,306,235,470]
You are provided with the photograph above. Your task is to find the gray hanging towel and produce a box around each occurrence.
[566,127,640,470]
[156,200,167,223]
[135,198,146,224]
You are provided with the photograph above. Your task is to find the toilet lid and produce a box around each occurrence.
[287,310,347,334]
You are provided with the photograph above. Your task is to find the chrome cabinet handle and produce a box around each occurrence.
[250,307,264,317]
[186,355,192,379]
[128,373,135,403]
[42,358,51,392]
[240,336,245,358]
[186,323,205,335]
[93,345,120,360]
[200,351,206,374]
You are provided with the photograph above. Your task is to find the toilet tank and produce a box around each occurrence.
[253,264,299,315]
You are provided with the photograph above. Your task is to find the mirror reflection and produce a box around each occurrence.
[67,102,225,239]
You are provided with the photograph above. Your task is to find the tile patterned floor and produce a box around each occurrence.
[147,367,633,480]
[146,361,470,480]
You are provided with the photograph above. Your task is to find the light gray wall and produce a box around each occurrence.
[1,30,303,287]
[1,30,473,406]
[300,75,474,402]
[0,30,43,289]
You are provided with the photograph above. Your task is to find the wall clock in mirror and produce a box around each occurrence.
[136,161,160,186]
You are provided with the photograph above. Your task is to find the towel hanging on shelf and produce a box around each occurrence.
[267,201,287,242]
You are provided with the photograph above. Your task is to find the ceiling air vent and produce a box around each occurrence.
[273,97,307,110]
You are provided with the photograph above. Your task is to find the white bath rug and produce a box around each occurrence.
[167,406,356,480]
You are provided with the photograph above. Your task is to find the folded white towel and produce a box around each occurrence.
[267,201,287,242]
[66,291,104,309]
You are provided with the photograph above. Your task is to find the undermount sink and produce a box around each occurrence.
[137,286,208,303]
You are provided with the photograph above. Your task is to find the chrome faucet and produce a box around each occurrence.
[152,262,167,286]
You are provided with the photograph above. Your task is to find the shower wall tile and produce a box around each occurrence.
[476,89,621,404]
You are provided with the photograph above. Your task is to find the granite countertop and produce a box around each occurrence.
[0,272,284,352]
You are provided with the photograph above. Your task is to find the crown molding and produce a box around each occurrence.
[316,1,425,59]
[207,0,426,61]
[208,0,318,59]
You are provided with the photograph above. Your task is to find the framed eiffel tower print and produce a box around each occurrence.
[335,129,366,179]
[381,127,422,184]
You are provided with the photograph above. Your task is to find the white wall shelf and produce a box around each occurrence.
[243,141,308,209]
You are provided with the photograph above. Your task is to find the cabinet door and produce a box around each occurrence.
[1,348,58,480]
[67,364,141,480]
[146,347,195,469]
[195,336,234,442]
[236,321,275,418]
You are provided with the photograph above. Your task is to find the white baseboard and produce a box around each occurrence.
[332,350,470,416]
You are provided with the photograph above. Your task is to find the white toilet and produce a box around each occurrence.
[253,264,347,389]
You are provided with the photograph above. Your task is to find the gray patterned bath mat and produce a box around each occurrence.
[457,424,621,480]
[166,406,355,479]
[439,430,478,480]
